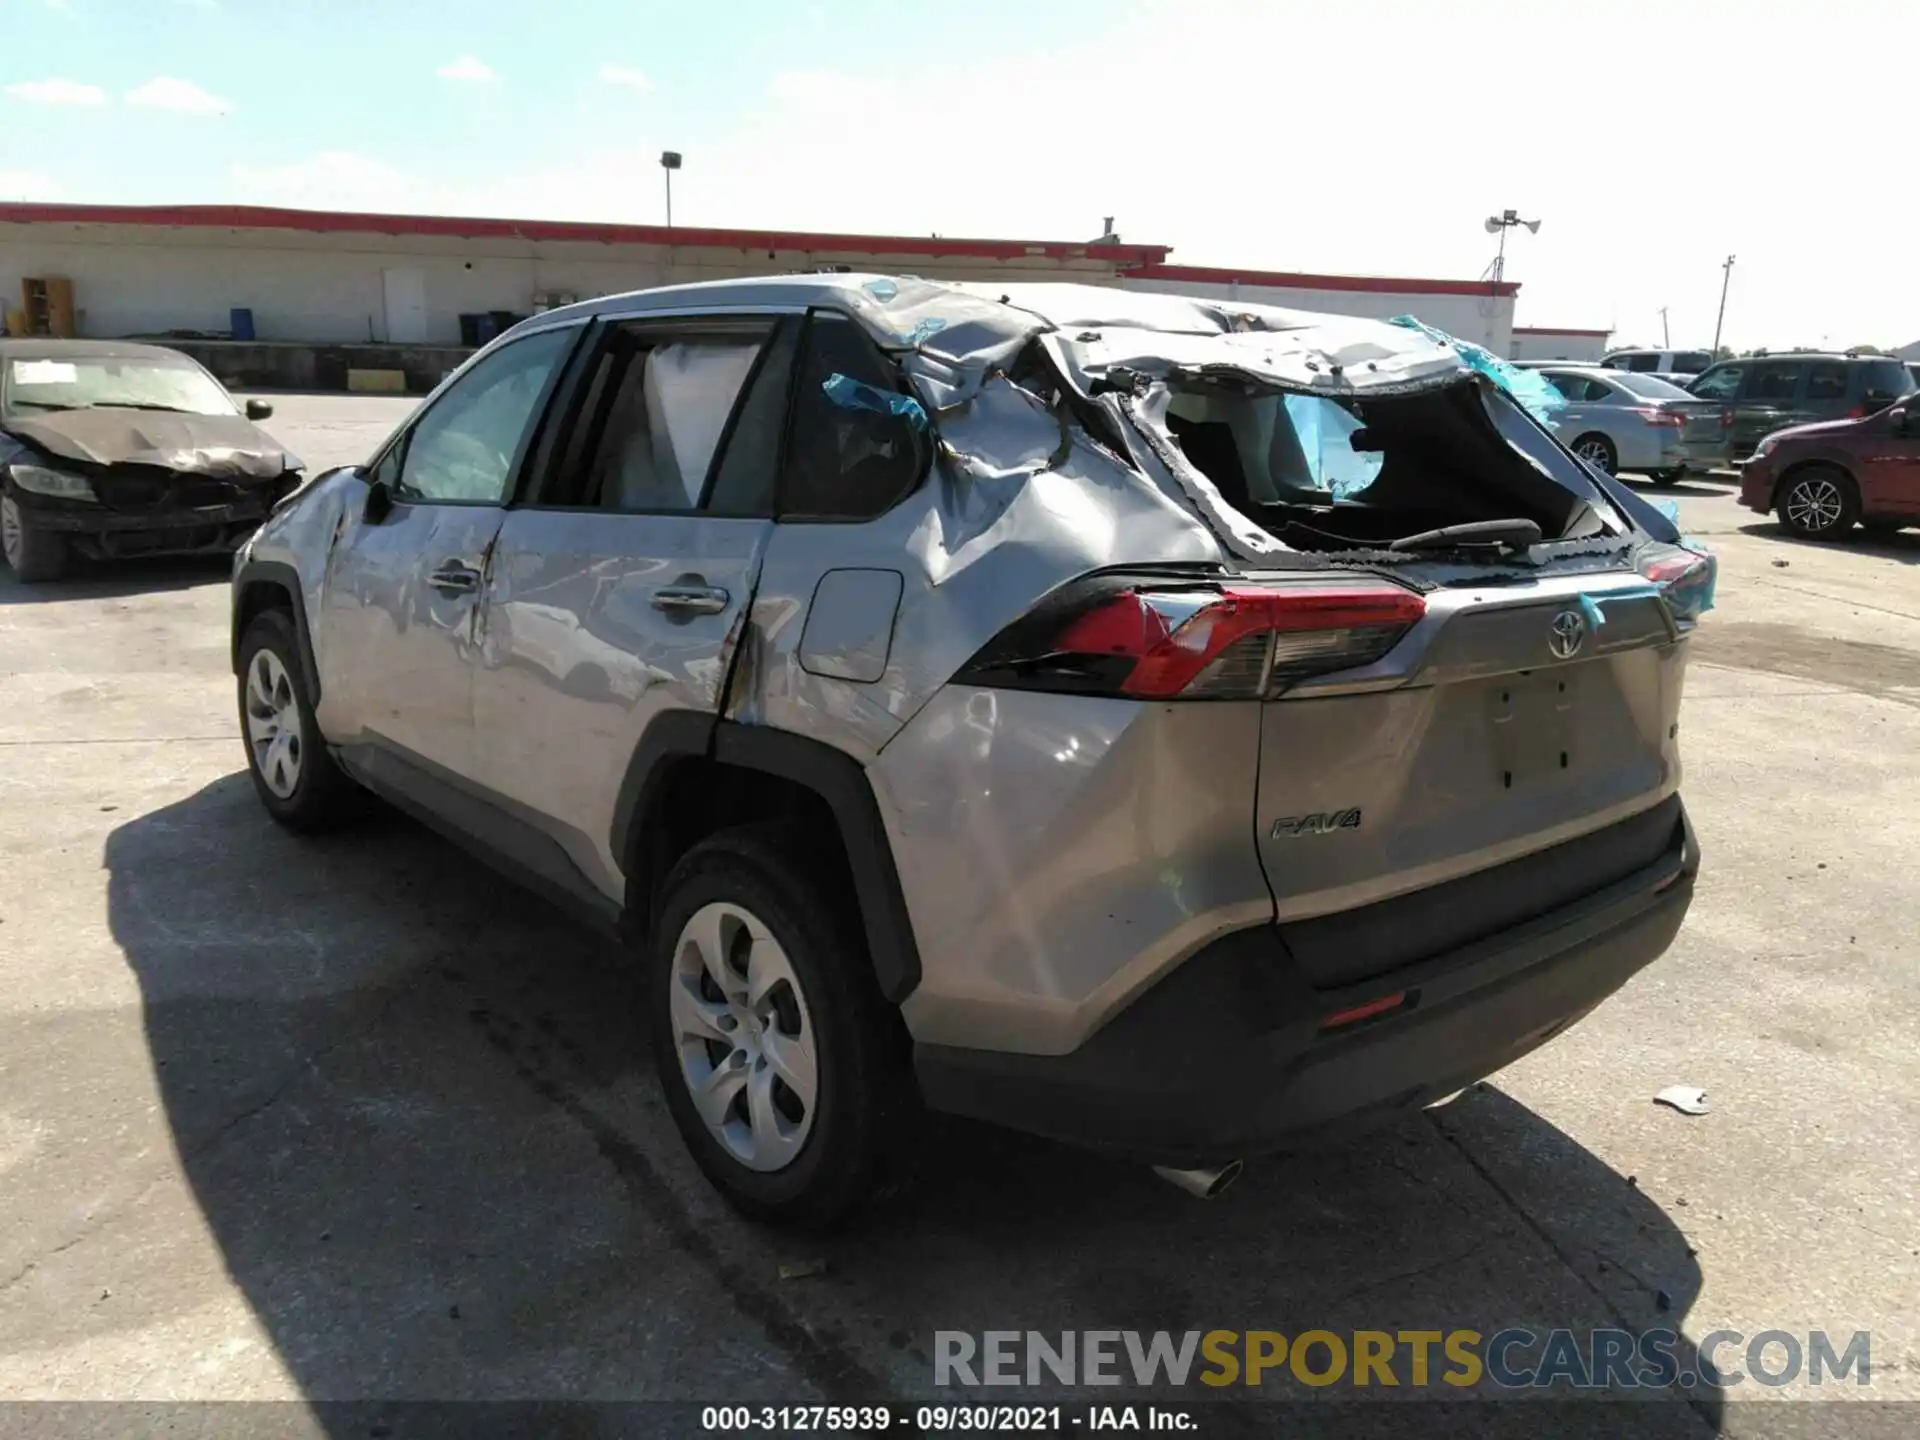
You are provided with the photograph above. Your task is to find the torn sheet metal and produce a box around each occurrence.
[4,408,296,479]
[1387,314,1567,424]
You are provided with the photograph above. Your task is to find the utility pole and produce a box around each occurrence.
[1711,255,1736,356]
[1659,307,1670,348]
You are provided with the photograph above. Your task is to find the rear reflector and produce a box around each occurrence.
[958,578,1426,700]
[1319,991,1409,1031]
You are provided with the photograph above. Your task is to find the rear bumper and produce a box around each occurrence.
[915,803,1698,1166]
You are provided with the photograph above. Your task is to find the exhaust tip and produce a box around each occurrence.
[1151,1160,1244,1200]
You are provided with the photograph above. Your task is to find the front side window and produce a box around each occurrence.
[780,313,929,520]
[1673,351,1712,373]
[1624,353,1661,372]
[1691,364,1744,402]
[396,326,577,503]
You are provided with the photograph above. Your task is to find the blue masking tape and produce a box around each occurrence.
[822,372,930,431]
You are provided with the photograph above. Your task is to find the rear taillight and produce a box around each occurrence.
[1633,408,1686,427]
[1638,546,1716,623]
[957,577,1426,699]
[1720,408,1735,429]
[1846,406,1865,419]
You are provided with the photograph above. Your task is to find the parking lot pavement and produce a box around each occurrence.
[0,400,1915,1427]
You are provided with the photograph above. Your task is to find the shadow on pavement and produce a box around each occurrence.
[97,774,1725,1431]
[1736,520,1920,564]
[0,552,232,604]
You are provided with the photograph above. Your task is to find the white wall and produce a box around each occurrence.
[0,223,1125,345]
[1509,330,1611,363]
[1116,275,1514,355]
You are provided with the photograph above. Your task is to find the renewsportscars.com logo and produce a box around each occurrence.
[934,1329,1872,1391]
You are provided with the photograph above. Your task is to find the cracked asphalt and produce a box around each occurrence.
[1,397,1915,1433]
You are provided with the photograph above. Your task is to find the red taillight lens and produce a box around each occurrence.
[1720,408,1734,429]
[960,578,1426,699]
[1638,546,1716,623]
[1633,408,1685,427]
[1846,406,1865,419]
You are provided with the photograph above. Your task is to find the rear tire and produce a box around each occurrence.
[1571,434,1617,475]
[650,823,913,1230]
[1648,467,1686,484]
[1777,465,1860,540]
[1,492,70,583]
[237,609,357,830]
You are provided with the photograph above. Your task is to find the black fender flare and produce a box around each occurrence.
[231,559,323,704]
[612,714,922,1003]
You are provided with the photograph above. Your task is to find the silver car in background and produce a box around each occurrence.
[1539,365,1733,479]
[229,277,1711,1227]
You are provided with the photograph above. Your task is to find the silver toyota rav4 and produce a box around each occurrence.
[230,276,1709,1227]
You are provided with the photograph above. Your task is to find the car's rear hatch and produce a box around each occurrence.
[1249,568,1685,988]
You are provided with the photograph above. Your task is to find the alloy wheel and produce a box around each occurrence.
[1574,438,1614,473]
[669,901,819,1173]
[244,647,304,799]
[1,496,21,570]
[1785,476,1844,533]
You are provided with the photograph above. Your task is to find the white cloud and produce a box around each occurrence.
[5,77,107,106]
[597,64,652,91]
[230,152,416,211]
[435,55,494,83]
[125,76,231,114]
[0,170,64,199]
[216,0,1920,349]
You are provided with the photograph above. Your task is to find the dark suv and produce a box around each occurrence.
[1688,353,1914,458]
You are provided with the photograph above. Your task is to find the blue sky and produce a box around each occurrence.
[2,0,1913,350]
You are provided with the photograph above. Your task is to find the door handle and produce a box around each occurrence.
[651,584,730,615]
[428,563,481,595]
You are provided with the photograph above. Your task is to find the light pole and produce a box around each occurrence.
[1711,255,1736,357]
[1659,307,1670,348]
[660,150,683,229]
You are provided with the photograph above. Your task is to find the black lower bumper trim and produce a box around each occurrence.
[914,804,1697,1165]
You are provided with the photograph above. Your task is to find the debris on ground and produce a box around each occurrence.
[1772,559,1790,567]
[1654,1085,1710,1116]
[779,1259,828,1281]
[1656,1288,1674,1311]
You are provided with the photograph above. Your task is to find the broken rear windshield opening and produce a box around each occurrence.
[1157,376,1615,556]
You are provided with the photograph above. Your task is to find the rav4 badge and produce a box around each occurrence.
[1271,809,1362,839]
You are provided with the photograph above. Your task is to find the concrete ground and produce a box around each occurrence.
[1,396,1915,1432]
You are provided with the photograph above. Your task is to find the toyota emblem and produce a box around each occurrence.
[1548,609,1586,660]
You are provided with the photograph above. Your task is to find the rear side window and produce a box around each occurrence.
[1622,353,1661,371]
[541,320,771,513]
[1691,364,1743,402]
[780,313,930,520]
[1672,351,1712,373]
[1806,362,1848,400]
[1859,359,1915,400]
[1748,362,1802,401]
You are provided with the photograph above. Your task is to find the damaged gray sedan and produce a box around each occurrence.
[0,339,303,582]
[229,276,1712,1226]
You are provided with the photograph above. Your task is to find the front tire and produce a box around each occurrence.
[650,825,911,1229]
[1,492,70,583]
[1572,434,1618,475]
[1648,467,1686,484]
[237,609,356,830]
[1777,465,1860,540]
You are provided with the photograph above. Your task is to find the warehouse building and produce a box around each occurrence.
[1508,325,1612,363]
[0,203,1518,390]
